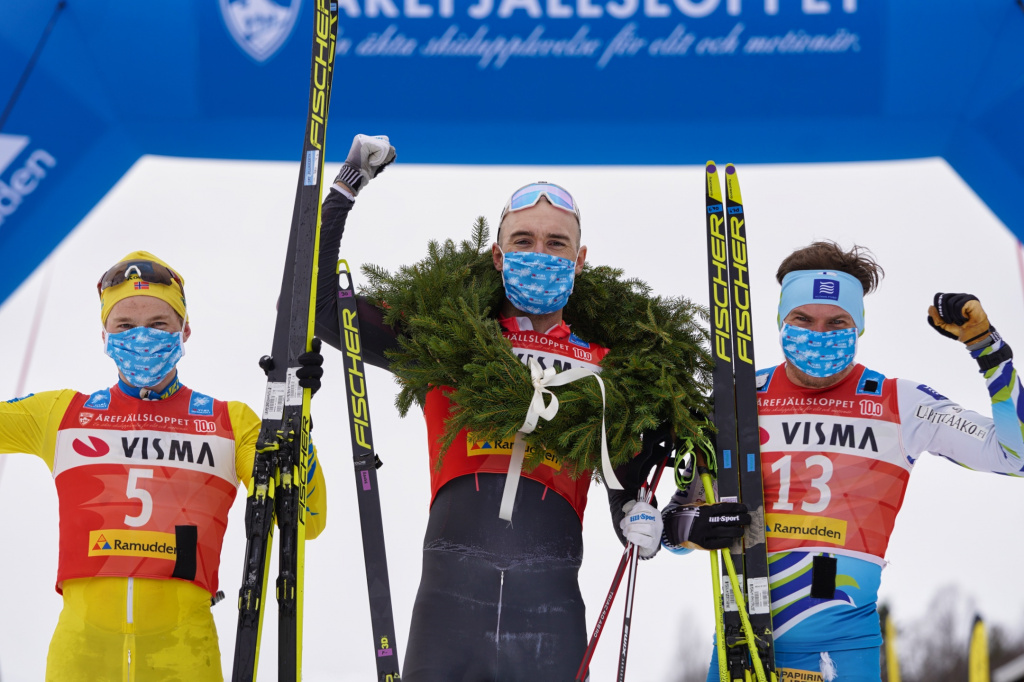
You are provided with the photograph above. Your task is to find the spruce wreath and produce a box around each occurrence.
[360,217,713,482]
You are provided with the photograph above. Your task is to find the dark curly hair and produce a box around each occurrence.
[776,241,884,294]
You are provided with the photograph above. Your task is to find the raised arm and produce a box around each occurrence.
[904,292,1024,473]
[313,134,399,370]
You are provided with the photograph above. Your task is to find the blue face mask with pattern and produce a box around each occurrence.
[780,323,857,378]
[500,249,578,315]
[105,327,185,388]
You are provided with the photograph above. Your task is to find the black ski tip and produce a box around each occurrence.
[725,164,736,175]
[706,161,717,173]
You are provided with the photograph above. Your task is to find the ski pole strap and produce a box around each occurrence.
[498,358,622,521]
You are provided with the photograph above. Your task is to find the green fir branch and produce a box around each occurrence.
[360,217,713,475]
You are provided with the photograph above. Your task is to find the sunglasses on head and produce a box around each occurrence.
[97,259,183,295]
[500,182,581,224]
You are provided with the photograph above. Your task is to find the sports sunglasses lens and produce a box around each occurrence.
[100,261,174,292]
[509,189,544,211]
[543,189,575,212]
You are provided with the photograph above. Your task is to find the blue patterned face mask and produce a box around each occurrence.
[105,327,185,388]
[500,249,578,315]
[780,323,857,378]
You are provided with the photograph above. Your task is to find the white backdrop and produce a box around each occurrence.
[1,156,1022,681]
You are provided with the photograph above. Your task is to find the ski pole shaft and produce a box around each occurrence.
[576,456,668,682]
[615,458,668,681]
[699,470,768,682]
[576,547,631,681]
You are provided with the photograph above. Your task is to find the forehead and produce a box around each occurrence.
[787,303,853,319]
[107,295,178,320]
[500,200,580,241]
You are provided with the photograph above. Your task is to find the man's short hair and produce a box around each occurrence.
[776,241,884,295]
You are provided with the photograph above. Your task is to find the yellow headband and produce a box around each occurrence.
[99,251,187,325]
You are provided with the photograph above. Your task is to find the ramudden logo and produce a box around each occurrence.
[765,513,847,546]
[72,436,110,458]
[0,133,57,227]
[88,530,177,559]
[467,436,562,471]
[220,0,302,63]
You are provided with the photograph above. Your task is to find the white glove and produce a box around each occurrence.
[334,134,396,196]
[619,499,663,559]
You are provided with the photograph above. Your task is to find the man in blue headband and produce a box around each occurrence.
[660,241,1024,682]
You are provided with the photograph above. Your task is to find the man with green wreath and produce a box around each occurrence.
[315,134,718,680]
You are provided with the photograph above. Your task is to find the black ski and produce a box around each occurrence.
[232,3,338,681]
[704,161,775,681]
[724,164,775,677]
[336,260,402,682]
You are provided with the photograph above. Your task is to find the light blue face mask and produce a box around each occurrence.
[780,323,857,378]
[105,327,185,388]
[500,249,578,315]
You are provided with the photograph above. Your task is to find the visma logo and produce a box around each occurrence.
[0,134,57,227]
[72,436,110,458]
[220,0,302,63]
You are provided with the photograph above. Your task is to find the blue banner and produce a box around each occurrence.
[1,0,1022,305]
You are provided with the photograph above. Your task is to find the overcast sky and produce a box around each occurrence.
[1,155,1022,681]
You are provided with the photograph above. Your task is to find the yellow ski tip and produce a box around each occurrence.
[706,160,718,172]
[724,163,743,203]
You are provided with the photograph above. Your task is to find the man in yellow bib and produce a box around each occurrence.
[0,251,328,681]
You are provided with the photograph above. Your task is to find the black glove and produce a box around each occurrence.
[613,423,674,491]
[258,338,325,397]
[296,337,324,395]
[663,502,750,551]
[927,292,993,346]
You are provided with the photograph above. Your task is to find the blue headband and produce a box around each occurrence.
[778,270,865,333]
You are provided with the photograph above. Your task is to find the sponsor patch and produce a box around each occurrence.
[914,405,987,441]
[84,389,111,410]
[188,391,214,416]
[88,529,177,559]
[755,367,774,391]
[812,278,840,301]
[859,399,883,417]
[766,513,847,546]
[467,436,562,471]
[4,393,34,404]
[916,384,948,401]
[568,333,591,349]
[72,436,110,458]
[779,669,823,682]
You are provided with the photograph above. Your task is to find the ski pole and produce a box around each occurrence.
[699,468,769,682]
[615,458,668,681]
[575,450,669,681]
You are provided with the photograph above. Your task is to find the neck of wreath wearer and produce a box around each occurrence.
[117,372,182,400]
[783,361,857,390]
[500,299,563,335]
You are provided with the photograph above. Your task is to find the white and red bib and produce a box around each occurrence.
[52,385,238,595]
[425,318,609,521]
[756,364,910,561]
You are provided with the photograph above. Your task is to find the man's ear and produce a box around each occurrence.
[183,322,192,342]
[575,246,587,275]
[492,243,503,272]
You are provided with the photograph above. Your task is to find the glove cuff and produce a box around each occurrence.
[334,164,365,194]
[967,327,1000,352]
[974,338,1012,372]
